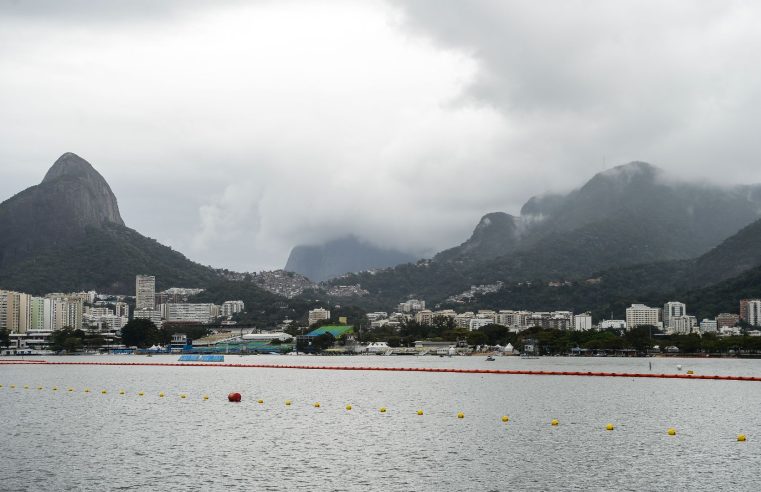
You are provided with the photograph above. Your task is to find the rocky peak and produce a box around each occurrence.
[40,152,124,226]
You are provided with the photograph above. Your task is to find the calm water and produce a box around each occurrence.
[2,354,761,491]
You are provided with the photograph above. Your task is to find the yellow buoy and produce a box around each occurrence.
[606,423,615,431]
[551,419,559,426]
[24,385,29,389]
[119,390,125,395]
[417,409,424,416]
[180,394,187,399]
[84,388,90,393]
[52,387,58,391]
[285,400,292,406]
[203,395,209,400]
[457,412,464,419]
[738,434,747,442]
[159,392,165,398]
[667,428,677,436]
[501,416,509,422]
[10,384,15,389]
[138,391,144,396]
[687,370,694,375]
[346,404,352,411]
[313,402,321,408]
[0,384,3,388]
[380,407,387,413]
[101,390,107,394]
[258,399,264,404]
[68,388,73,392]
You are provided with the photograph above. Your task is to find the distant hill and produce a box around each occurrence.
[284,235,417,282]
[0,153,220,294]
[328,162,761,307]
[436,215,761,320]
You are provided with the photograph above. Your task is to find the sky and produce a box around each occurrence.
[1,0,761,271]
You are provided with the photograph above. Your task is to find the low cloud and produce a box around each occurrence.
[2,1,761,271]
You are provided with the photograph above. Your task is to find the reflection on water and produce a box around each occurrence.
[1,355,761,491]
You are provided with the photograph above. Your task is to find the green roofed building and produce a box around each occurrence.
[305,325,354,338]
[297,325,354,353]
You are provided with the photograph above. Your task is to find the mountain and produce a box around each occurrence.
[327,162,761,307]
[434,212,520,262]
[0,152,219,294]
[285,235,417,282]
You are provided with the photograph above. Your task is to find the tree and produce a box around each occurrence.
[0,328,10,348]
[121,318,160,348]
[50,327,86,353]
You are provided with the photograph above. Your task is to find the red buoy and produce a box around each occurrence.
[228,392,242,402]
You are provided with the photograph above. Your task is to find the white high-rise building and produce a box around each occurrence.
[222,300,245,317]
[625,304,661,330]
[469,318,492,331]
[134,309,162,326]
[165,303,216,324]
[670,315,697,334]
[135,275,156,310]
[663,302,686,328]
[699,319,718,333]
[308,308,331,326]
[114,302,130,318]
[748,300,761,327]
[573,313,593,331]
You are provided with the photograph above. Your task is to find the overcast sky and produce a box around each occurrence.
[2,0,761,271]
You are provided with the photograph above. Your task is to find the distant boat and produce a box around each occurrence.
[486,356,496,361]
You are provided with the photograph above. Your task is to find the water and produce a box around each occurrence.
[2,355,761,491]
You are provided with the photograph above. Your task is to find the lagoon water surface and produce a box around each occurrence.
[2,355,760,491]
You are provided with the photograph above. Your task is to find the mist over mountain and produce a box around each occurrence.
[0,153,219,294]
[285,235,417,282]
[330,162,761,306]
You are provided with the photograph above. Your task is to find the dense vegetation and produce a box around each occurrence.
[0,224,219,294]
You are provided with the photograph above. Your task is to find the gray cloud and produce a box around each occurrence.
[1,1,761,272]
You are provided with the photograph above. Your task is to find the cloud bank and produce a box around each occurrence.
[1,0,760,271]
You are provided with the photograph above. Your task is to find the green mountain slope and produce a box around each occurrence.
[0,153,220,294]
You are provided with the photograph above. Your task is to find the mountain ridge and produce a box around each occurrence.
[0,153,221,294]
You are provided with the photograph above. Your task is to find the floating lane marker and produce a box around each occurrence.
[4,360,761,383]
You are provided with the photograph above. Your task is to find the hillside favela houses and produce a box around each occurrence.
[2,276,761,355]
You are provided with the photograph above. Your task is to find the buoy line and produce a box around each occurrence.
[1,360,761,381]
